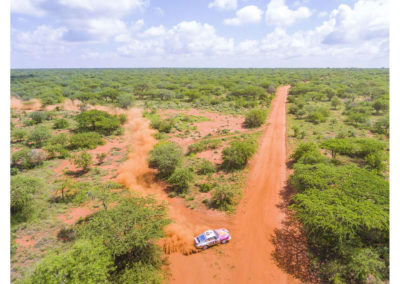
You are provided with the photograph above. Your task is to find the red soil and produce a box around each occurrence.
[162,109,246,150]
[168,86,300,283]
[15,233,43,251]
[57,206,95,225]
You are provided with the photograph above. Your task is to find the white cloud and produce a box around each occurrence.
[224,5,263,26]
[114,19,145,42]
[11,0,46,16]
[140,25,167,37]
[265,0,311,27]
[208,0,237,10]
[118,21,234,57]
[58,0,148,16]
[12,25,68,55]
[322,0,389,44]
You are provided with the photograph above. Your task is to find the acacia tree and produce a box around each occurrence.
[70,151,92,172]
[30,239,114,283]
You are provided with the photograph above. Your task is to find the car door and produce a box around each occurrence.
[209,236,218,246]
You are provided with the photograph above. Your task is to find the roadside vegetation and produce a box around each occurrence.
[286,69,389,283]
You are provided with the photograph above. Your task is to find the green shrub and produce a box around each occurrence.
[11,148,47,169]
[196,159,216,175]
[373,116,389,136]
[198,183,213,193]
[210,185,240,211]
[48,133,69,147]
[118,113,128,125]
[77,197,170,256]
[307,109,329,124]
[44,144,70,159]
[70,151,92,172]
[117,93,134,109]
[30,239,114,284]
[330,96,341,109]
[11,175,43,214]
[53,118,69,129]
[244,108,267,128]
[187,139,222,154]
[75,109,121,135]
[222,138,257,170]
[148,142,184,179]
[29,111,48,124]
[69,132,105,150]
[27,125,51,147]
[151,118,174,133]
[11,129,27,141]
[290,142,319,162]
[167,167,194,194]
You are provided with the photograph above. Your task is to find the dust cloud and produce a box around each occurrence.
[116,108,203,255]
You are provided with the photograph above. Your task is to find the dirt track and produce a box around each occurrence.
[168,85,299,283]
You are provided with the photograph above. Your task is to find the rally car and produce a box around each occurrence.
[194,229,231,250]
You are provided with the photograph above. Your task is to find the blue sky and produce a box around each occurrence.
[10,0,389,68]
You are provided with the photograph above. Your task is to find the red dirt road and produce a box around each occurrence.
[169,85,298,283]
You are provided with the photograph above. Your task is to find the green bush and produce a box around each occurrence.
[196,159,216,175]
[117,93,134,109]
[11,129,27,141]
[210,185,240,212]
[75,109,121,135]
[307,109,329,124]
[222,138,257,170]
[151,118,174,133]
[290,142,319,162]
[198,183,213,193]
[244,108,267,128]
[69,132,105,150]
[11,175,43,214]
[11,148,47,169]
[118,113,128,125]
[148,142,183,179]
[70,151,93,172]
[30,239,114,284]
[43,144,70,159]
[48,133,69,147]
[29,111,48,124]
[53,118,69,129]
[77,197,170,256]
[167,167,194,194]
[27,125,51,147]
[187,139,222,154]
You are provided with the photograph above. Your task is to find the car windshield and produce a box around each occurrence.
[198,234,206,242]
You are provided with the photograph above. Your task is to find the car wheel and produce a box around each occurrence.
[202,245,208,250]
[221,240,227,244]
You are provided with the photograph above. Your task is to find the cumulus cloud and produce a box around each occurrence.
[322,0,389,45]
[118,21,234,57]
[12,25,68,55]
[58,0,147,16]
[208,0,237,10]
[224,5,263,26]
[265,0,312,27]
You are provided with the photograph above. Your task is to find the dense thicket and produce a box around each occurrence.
[289,144,389,283]
[30,196,170,283]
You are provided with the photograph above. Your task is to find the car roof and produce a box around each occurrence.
[204,230,216,237]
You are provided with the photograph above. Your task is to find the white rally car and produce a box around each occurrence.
[194,229,231,250]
